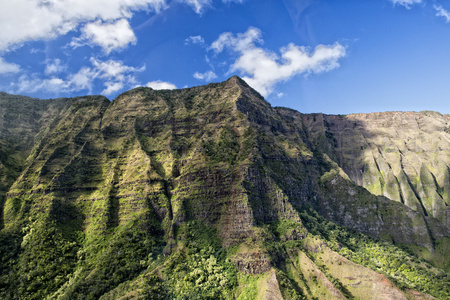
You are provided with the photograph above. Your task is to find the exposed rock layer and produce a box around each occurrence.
[0,77,448,299]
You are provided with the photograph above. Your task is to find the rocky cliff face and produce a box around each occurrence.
[301,111,450,227]
[0,78,448,299]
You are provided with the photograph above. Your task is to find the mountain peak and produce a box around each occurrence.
[224,75,253,89]
[225,75,245,85]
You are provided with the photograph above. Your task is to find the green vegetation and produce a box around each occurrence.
[298,206,450,299]
[114,221,239,300]
[0,217,164,300]
[157,245,237,299]
[0,218,79,299]
[60,221,162,299]
[202,126,240,165]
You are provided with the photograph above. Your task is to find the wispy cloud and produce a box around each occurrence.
[44,59,66,75]
[181,0,212,14]
[434,4,450,22]
[180,0,242,13]
[71,19,137,54]
[185,35,206,46]
[11,58,144,96]
[210,27,262,53]
[389,0,422,9]
[210,27,346,97]
[0,57,20,74]
[146,80,177,89]
[193,70,217,81]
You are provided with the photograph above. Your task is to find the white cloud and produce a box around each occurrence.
[90,58,145,80]
[193,70,217,81]
[0,0,247,52]
[434,5,450,22]
[181,0,212,14]
[0,0,166,52]
[185,35,205,46]
[210,27,346,97]
[102,81,124,95]
[12,58,144,96]
[45,59,66,75]
[0,57,20,74]
[14,75,72,94]
[88,58,145,94]
[389,0,422,9]
[68,67,97,92]
[146,80,177,89]
[71,19,137,54]
[210,27,262,53]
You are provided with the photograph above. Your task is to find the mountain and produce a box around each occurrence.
[0,77,448,299]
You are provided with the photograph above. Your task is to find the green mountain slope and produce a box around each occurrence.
[0,77,448,299]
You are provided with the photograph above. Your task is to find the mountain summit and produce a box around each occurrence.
[0,77,448,299]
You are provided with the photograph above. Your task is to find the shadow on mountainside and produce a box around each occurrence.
[271,108,449,258]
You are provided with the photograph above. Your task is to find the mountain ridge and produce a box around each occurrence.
[0,77,448,299]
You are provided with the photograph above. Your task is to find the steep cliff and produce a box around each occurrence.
[301,111,449,227]
[0,93,96,228]
[0,77,448,299]
[298,111,449,265]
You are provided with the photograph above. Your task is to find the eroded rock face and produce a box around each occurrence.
[233,251,272,275]
[2,77,448,249]
[0,77,448,299]
[316,170,448,249]
[301,111,450,228]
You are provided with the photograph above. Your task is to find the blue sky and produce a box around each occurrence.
[1,0,450,114]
